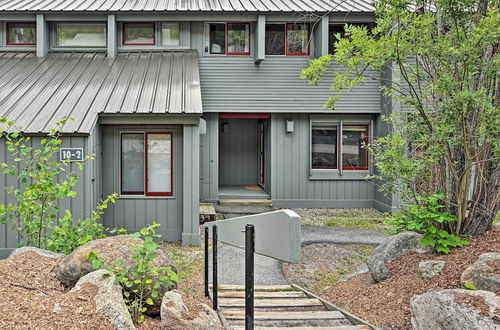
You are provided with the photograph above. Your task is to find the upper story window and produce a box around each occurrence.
[204,22,250,55]
[265,23,310,56]
[6,22,36,45]
[161,23,180,47]
[311,121,369,171]
[329,23,373,54]
[123,22,155,46]
[55,23,107,47]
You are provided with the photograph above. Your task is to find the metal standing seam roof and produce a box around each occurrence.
[0,51,203,134]
[0,0,374,13]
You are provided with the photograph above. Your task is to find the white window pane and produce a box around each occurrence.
[228,23,250,54]
[147,134,172,193]
[161,23,180,46]
[121,133,144,194]
[312,124,337,169]
[56,23,107,47]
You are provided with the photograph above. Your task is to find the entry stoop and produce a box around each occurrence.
[216,200,274,219]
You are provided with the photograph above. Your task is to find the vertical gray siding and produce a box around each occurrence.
[263,119,271,192]
[200,113,219,201]
[0,134,94,258]
[271,113,376,208]
[182,124,200,246]
[219,118,259,186]
[101,126,184,241]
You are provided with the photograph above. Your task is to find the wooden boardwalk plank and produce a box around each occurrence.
[232,326,371,330]
[219,291,306,298]
[219,298,323,308]
[215,284,293,291]
[223,310,345,321]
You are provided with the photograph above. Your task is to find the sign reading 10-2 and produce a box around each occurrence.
[60,148,84,162]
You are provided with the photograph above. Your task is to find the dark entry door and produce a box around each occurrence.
[258,121,265,186]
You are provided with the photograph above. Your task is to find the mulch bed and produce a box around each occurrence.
[0,251,112,329]
[321,226,500,330]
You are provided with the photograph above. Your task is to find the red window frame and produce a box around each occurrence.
[311,124,339,170]
[145,132,173,197]
[122,22,156,46]
[285,23,310,56]
[120,132,173,197]
[6,22,37,46]
[342,124,369,171]
[226,22,251,56]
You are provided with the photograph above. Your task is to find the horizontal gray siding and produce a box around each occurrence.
[101,126,184,241]
[271,113,376,208]
[0,134,95,258]
[199,57,381,114]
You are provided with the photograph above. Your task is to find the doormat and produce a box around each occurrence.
[243,185,263,191]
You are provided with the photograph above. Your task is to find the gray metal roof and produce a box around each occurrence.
[0,51,203,134]
[0,0,374,13]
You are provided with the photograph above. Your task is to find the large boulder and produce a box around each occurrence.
[8,246,65,259]
[419,260,446,280]
[410,289,500,330]
[161,291,222,330]
[461,252,500,292]
[71,269,135,330]
[55,235,176,315]
[366,231,430,282]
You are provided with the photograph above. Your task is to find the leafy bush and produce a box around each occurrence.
[385,193,469,254]
[45,193,122,254]
[0,118,119,253]
[89,222,178,324]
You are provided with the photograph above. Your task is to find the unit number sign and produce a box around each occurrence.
[60,148,84,162]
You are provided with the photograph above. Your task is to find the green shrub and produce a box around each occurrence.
[384,193,469,254]
[45,193,123,254]
[88,222,178,324]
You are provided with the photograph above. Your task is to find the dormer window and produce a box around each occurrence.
[54,23,106,47]
[204,22,250,55]
[265,23,310,56]
[123,22,155,46]
[6,22,36,46]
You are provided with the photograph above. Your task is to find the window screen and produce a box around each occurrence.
[311,124,338,169]
[55,23,106,47]
[121,133,145,194]
[209,23,226,54]
[265,24,285,55]
[227,23,250,55]
[123,22,155,45]
[342,126,369,170]
[287,23,309,55]
[161,23,180,47]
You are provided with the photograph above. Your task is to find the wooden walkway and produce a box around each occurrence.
[212,285,372,330]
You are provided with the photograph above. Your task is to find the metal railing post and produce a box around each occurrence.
[204,226,209,297]
[245,224,255,330]
[212,225,218,310]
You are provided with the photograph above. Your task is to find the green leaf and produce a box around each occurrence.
[145,298,154,305]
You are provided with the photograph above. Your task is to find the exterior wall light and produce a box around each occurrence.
[286,119,294,133]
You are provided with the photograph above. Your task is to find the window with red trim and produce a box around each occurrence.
[121,132,173,196]
[123,22,155,46]
[265,23,310,56]
[311,123,338,169]
[6,22,36,46]
[204,23,250,55]
[342,125,369,170]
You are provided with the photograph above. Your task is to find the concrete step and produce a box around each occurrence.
[219,199,273,207]
[215,204,274,215]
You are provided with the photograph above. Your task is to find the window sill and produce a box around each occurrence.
[309,170,371,181]
[119,195,176,200]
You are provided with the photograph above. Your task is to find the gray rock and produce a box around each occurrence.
[461,252,500,292]
[55,235,176,315]
[8,247,65,259]
[71,269,135,330]
[366,231,430,282]
[419,260,446,280]
[411,289,500,330]
[52,303,62,314]
[160,291,222,330]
